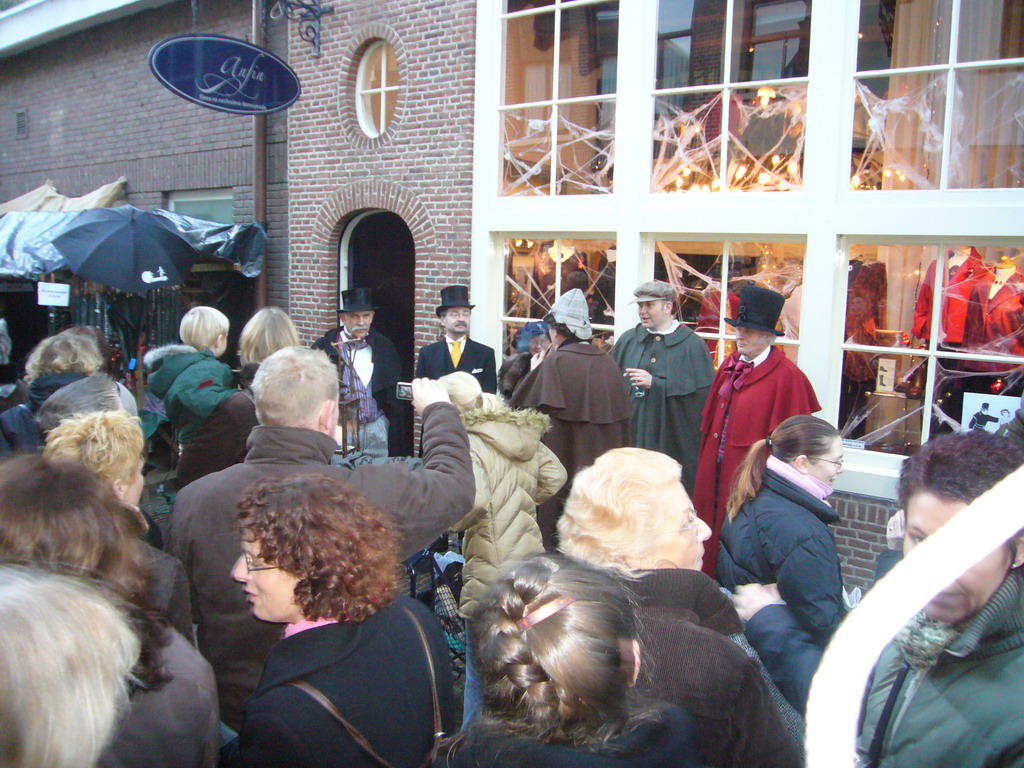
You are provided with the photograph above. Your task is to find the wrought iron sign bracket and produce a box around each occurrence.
[270,0,334,57]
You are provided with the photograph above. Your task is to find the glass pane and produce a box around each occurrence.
[361,92,381,135]
[957,0,1024,62]
[501,107,553,196]
[503,12,555,105]
[503,237,617,326]
[170,198,233,224]
[856,0,951,71]
[727,85,806,191]
[556,101,614,195]
[506,0,554,10]
[847,243,937,347]
[948,66,1024,189]
[931,360,1023,438]
[850,74,946,191]
[839,352,926,453]
[383,91,397,131]
[559,1,619,100]
[656,0,725,88]
[651,91,723,193]
[365,45,383,91]
[953,247,1024,359]
[654,240,804,360]
[731,0,811,82]
[384,44,398,88]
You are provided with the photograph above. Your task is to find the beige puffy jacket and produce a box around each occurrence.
[453,406,566,619]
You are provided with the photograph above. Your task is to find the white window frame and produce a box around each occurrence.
[167,188,234,224]
[499,0,618,196]
[355,40,400,139]
[473,2,1024,501]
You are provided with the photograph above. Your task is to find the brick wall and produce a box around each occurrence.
[0,0,290,305]
[284,0,476,351]
[832,491,898,591]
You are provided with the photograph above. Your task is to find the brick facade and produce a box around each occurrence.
[833,491,898,591]
[283,0,476,349]
[0,0,290,305]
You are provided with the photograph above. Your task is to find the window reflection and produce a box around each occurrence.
[731,0,811,82]
[653,240,804,362]
[503,237,617,353]
[840,243,1024,455]
[501,2,619,196]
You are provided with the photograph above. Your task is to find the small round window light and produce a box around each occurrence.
[355,40,400,138]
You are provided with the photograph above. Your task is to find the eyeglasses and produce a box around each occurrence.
[815,456,845,469]
[680,507,698,532]
[242,552,279,573]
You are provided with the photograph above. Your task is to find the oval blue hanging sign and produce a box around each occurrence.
[149,34,300,115]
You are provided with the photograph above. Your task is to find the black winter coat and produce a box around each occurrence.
[716,470,844,646]
[435,706,701,768]
[232,596,456,768]
[0,371,86,454]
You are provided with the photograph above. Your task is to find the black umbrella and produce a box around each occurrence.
[52,205,199,294]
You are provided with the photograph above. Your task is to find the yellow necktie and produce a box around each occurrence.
[451,340,462,367]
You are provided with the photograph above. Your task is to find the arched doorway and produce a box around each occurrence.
[339,208,416,378]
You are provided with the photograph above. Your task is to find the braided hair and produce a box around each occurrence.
[469,554,648,746]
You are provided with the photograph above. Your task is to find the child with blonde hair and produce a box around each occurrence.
[144,306,235,449]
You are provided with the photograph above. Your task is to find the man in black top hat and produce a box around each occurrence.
[692,285,820,577]
[415,285,497,394]
[312,287,410,457]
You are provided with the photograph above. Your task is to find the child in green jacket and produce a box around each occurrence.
[145,306,236,447]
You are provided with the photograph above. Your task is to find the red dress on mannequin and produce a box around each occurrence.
[962,271,1024,372]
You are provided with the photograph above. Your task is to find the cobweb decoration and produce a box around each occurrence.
[652,85,807,193]
[501,109,614,196]
[850,76,945,190]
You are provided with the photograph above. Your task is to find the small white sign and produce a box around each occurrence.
[37,282,70,307]
[876,358,896,393]
[842,438,866,450]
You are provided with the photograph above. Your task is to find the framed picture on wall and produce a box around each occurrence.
[961,392,1019,435]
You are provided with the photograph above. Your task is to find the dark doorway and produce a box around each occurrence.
[0,282,50,375]
[344,210,416,381]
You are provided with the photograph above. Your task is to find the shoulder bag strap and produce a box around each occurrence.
[286,606,443,768]
[864,662,910,768]
[287,679,398,768]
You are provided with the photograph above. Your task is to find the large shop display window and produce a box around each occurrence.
[502,237,616,352]
[851,0,1024,190]
[501,0,620,195]
[652,239,805,363]
[839,243,1024,456]
[652,0,811,193]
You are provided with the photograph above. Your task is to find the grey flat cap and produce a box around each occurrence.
[631,281,677,303]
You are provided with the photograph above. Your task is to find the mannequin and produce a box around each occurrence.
[912,246,987,344]
[963,255,1024,372]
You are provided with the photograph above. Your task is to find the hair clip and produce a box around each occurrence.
[765,435,773,449]
[515,595,576,631]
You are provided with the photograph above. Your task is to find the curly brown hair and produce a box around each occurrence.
[237,473,399,623]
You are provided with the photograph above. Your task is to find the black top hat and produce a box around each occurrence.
[339,287,377,312]
[725,285,785,336]
[436,285,474,317]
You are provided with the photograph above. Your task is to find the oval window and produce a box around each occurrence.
[356,40,400,138]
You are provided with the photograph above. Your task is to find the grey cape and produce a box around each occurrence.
[611,323,714,494]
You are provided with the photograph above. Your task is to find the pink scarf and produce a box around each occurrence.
[283,617,338,639]
[767,455,834,504]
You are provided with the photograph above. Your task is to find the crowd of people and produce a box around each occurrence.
[1,281,1023,768]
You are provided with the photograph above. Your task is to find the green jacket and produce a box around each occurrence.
[146,345,236,445]
[858,569,1024,768]
[610,323,714,494]
[452,407,566,619]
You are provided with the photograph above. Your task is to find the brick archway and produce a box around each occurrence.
[289,180,438,344]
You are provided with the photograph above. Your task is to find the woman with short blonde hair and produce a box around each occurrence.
[45,410,145,502]
[239,307,299,368]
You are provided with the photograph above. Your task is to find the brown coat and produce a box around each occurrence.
[509,342,632,549]
[166,402,474,730]
[634,569,802,768]
[176,389,258,488]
